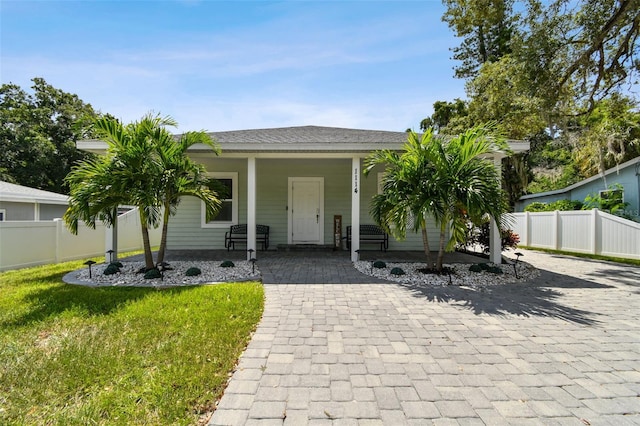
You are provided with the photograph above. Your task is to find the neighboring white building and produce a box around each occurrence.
[0,180,69,221]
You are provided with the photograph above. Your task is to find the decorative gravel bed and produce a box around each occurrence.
[66,258,539,288]
[354,260,540,287]
[68,260,260,287]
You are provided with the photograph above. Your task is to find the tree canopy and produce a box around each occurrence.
[442,0,515,79]
[0,78,99,193]
[425,0,640,201]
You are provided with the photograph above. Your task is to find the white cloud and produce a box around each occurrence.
[0,1,465,132]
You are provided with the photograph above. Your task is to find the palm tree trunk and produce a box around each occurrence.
[157,202,170,264]
[420,219,434,268]
[139,209,155,270]
[437,223,447,272]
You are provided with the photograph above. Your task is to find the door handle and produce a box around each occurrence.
[316,214,319,223]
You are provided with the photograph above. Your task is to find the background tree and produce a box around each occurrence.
[572,94,640,179]
[442,0,516,79]
[520,0,640,111]
[431,0,640,201]
[0,78,99,193]
[420,99,468,133]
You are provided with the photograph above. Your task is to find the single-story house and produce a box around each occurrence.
[0,180,69,221]
[516,156,640,219]
[79,125,529,263]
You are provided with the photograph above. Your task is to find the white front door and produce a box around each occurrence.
[288,177,324,244]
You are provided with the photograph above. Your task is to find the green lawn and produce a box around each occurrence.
[0,257,264,425]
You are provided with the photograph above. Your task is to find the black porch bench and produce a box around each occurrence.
[346,224,389,251]
[224,224,270,251]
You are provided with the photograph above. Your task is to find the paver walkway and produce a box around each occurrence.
[209,250,640,425]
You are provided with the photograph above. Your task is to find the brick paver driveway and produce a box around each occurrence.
[209,250,640,425]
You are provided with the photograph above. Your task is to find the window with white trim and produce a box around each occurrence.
[201,172,238,228]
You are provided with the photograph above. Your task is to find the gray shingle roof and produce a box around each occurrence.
[205,125,408,144]
[190,125,411,153]
[79,125,529,154]
[0,181,69,204]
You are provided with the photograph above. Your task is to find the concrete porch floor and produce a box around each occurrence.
[145,249,487,264]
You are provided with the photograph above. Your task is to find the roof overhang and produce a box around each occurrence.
[0,194,69,205]
[78,139,530,156]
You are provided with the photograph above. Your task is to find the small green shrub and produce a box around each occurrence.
[487,266,503,274]
[469,264,483,273]
[144,268,162,279]
[390,267,405,275]
[220,260,235,268]
[185,267,202,277]
[457,222,519,254]
[103,264,120,275]
[372,260,386,269]
[524,202,549,212]
[524,199,583,212]
[470,263,503,274]
[109,261,124,268]
[551,199,583,211]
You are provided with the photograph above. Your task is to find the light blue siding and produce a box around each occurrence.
[517,161,640,219]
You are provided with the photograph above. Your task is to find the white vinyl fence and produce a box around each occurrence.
[509,209,640,260]
[0,208,162,272]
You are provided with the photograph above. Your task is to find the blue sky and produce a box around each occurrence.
[1,0,466,132]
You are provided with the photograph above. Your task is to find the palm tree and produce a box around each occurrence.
[365,124,511,271]
[65,112,225,270]
[64,155,125,234]
[65,114,172,270]
[153,128,224,264]
[364,128,440,267]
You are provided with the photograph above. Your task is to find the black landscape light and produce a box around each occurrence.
[106,249,114,263]
[513,252,523,279]
[247,249,256,274]
[158,261,171,281]
[84,260,96,278]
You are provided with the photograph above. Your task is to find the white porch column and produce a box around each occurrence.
[247,156,257,260]
[489,156,502,264]
[489,219,501,264]
[104,206,118,263]
[351,156,361,262]
[105,222,118,263]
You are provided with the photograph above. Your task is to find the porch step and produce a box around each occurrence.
[277,244,338,252]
